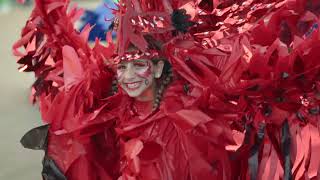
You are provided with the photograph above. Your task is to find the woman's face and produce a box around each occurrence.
[116,59,164,100]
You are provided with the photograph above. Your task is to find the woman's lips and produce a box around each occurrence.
[124,81,142,90]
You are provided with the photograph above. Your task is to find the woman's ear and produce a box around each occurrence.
[154,61,165,78]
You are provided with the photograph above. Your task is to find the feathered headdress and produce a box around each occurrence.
[108,0,196,63]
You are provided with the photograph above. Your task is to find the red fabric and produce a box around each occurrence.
[44,80,234,180]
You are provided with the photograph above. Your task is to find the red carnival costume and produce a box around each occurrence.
[14,0,320,179]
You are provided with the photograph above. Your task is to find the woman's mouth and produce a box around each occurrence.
[125,81,142,90]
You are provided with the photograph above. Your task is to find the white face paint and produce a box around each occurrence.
[116,59,164,101]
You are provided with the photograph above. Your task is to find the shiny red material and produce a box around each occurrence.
[113,50,160,64]
[14,0,320,179]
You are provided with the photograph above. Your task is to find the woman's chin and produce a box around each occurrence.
[121,83,154,101]
[124,89,143,98]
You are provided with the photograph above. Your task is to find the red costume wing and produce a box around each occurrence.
[14,0,119,179]
[217,1,320,179]
[163,0,320,179]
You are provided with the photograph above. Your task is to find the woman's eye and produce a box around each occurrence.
[117,65,126,70]
[133,62,147,67]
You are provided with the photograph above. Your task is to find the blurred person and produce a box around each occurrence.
[79,0,116,41]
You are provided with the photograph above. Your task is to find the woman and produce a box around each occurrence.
[16,0,320,179]
[107,47,233,179]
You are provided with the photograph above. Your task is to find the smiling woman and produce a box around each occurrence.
[116,58,163,100]
[15,0,320,179]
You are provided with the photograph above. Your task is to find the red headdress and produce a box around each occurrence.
[109,0,196,64]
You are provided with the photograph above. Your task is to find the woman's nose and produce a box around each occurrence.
[123,64,135,79]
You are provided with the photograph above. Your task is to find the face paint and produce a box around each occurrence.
[116,59,156,100]
[134,61,152,78]
[116,64,126,80]
[144,79,149,85]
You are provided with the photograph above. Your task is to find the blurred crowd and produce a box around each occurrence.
[1,0,114,40]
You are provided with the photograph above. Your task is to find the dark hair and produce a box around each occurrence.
[146,35,173,110]
[151,58,173,110]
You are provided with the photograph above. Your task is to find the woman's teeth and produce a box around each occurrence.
[126,82,141,89]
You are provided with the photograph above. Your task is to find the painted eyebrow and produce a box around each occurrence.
[133,59,148,63]
[116,59,148,67]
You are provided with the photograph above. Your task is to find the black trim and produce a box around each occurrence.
[20,124,49,150]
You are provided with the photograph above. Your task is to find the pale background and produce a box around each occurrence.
[0,0,100,179]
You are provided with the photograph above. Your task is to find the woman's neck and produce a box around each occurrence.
[132,83,156,117]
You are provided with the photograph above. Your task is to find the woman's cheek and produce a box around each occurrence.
[135,62,152,78]
[117,70,124,81]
